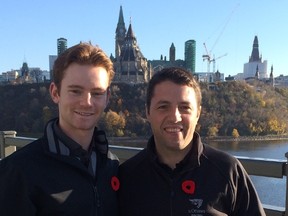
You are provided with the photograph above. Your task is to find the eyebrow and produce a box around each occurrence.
[156,100,191,105]
[67,85,107,91]
[155,100,170,105]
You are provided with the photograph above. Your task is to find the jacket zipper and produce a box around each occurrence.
[93,184,100,215]
[170,178,174,216]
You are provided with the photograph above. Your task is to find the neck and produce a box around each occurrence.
[156,145,191,170]
[72,131,93,151]
[62,128,94,151]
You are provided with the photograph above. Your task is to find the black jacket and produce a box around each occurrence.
[0,119,119,216]
[119,133,266,216]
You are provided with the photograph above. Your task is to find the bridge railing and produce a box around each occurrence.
[0,131,287,216]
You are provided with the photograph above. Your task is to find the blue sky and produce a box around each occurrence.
[0,0,287,78]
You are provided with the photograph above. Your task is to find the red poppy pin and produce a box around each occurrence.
[111,176,120,191]
[182,180,195,194]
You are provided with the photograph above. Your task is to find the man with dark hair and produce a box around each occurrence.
[119,67,265,216]
[0,42,119,216]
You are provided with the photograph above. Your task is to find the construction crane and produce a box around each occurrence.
[202,4,238,73]
[202,43,212,72]
[211,53,228,73]
[202,44,227,73]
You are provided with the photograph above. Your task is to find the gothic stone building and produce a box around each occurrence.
[113,6,152,84]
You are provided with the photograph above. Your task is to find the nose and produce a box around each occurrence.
[80,93,92,106]
[169,107,182,122]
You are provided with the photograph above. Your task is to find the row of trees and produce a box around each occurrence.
[199,81,288,137]
[0,80,288,138]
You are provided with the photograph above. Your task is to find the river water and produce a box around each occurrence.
[118,138,288,208]
[207,139,287,208]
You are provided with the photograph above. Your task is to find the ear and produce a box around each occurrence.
[105,88,111,107]
[49,82,60,103]
[197,106,202,118]
[145,104,150,122]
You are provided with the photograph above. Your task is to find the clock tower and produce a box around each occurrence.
[113,6,153,83]
[115,6,126,60]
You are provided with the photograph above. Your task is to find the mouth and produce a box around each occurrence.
[75,111,94,116]
[164,126,183,133]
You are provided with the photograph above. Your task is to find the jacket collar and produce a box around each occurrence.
[44,118,108,157]
[147,132,203,171]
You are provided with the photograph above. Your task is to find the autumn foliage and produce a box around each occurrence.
[0,80,288,137]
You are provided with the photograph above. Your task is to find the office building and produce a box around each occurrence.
[57,38,67,56]
[185,40,196,73]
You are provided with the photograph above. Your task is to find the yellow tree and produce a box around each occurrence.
[207,126,218,137]
[249,121,266,136]
[232,128,240,138]
[267,117,286,135]
[101,110,126,136]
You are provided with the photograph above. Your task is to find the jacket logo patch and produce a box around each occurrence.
[189,199,203,208]
[51,190,73,203]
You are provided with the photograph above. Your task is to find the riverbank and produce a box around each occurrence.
[109,134,288,141]
[107,135,288,147]
[204,135,288,142]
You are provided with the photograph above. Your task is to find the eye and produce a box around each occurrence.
[70,89,81,95]
[179,105,192,112]
[157,104,168,110]
[91,91,106,97]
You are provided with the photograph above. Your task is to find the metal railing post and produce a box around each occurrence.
[285,152,288,216]
[0,131,17,159]
[0,131,4,159]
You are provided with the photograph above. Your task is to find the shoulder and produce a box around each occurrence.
[203,144,239,165]
[2,138,44,160]
[0,138,44,170]
[119,148,148,175]
[201,144,245,177]
[0,138,46,185]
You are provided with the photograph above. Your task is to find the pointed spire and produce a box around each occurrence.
[115,6,126,60]
[255,64,259,79]
[126,23,136,40]
[118,6,125,26]
[169,43,175,62]
[270,65,274,87]
[116,6,126,33]
[270,65,274,78]
[249,36,261,62]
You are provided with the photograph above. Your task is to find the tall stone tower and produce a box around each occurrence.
[113,6,152,83]
[269,65,274,87]
[21,62,29,77]
[169,43,175,62]
[115,6,126,61]
[249,36,261,62]
[243,36,268,79]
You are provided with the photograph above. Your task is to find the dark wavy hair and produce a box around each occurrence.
[146,67,201,114]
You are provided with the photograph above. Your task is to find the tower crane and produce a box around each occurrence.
[211,53,228,73]
[202,43,227,73]
[202,4,238,73]
[202,43,212,72]
[202,44,227,73]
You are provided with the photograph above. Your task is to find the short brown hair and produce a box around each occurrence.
[146,67,202,113]
[52,42,114,90]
